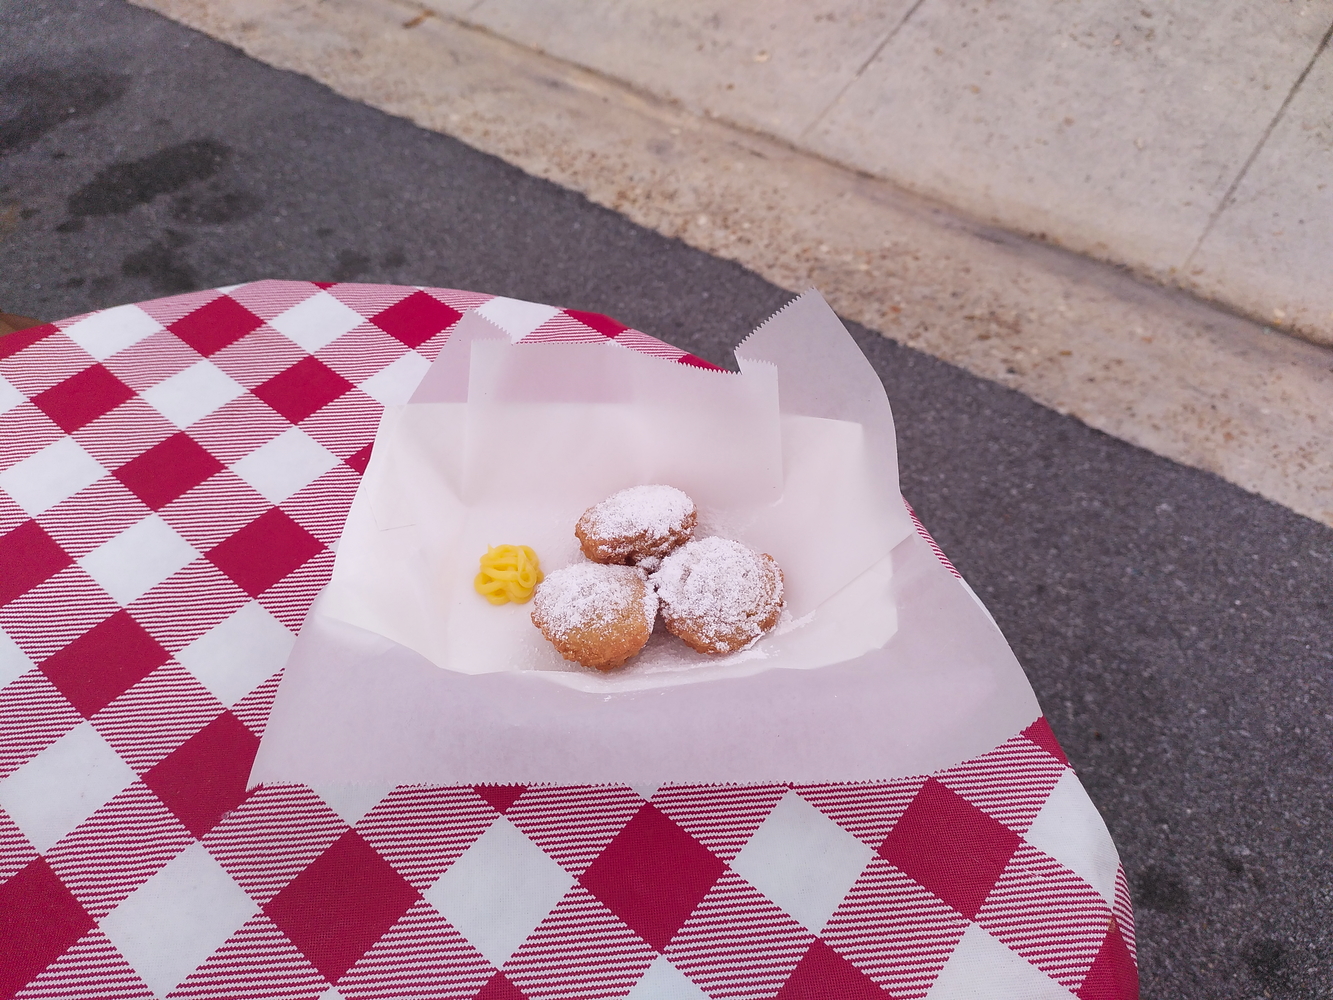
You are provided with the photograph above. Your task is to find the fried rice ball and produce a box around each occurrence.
[652,536,784,654]
[531,562,658,670]
[575,485,696,566]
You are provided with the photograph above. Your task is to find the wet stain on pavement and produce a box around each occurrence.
[0,67,128,156]
[170,187,262,224]
[68,138,230,216]
[121,231,197,293]
[1135,863,1189,912]
[331,249,371,281]
[1241,937,1291,988]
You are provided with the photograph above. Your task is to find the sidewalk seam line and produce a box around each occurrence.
[1185,15,1333,269]
[798,0,929,142]
[363,0,1333,352]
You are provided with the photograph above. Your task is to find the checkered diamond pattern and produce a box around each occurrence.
[0,521,73,606]
[32,364,136,434]
[0,857,96,999]
[0,282,1136,999]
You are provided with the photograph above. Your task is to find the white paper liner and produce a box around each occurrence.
[252,530,1040,784]
[251,291,1039,784]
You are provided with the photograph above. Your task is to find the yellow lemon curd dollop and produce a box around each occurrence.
[474,544,544,605]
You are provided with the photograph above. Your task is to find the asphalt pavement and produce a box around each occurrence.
[3,1,1332,996]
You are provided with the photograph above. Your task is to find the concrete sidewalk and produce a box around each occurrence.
[387,0,1332,350]
[128,0,1333,527]
[444,0,1333,348]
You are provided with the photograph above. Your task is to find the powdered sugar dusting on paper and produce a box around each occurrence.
[532,562,657,639]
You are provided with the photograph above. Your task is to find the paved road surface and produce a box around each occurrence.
[3,2,1332,996]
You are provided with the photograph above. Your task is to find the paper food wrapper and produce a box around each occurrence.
[251,292,1040,785]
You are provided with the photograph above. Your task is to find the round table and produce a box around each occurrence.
[0,281,1137,999]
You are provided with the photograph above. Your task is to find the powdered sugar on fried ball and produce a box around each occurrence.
[652,536,784,654]
[575,485,697,565]
[531,562,658,670]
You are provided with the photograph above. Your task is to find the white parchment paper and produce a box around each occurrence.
[251,291,1040,784]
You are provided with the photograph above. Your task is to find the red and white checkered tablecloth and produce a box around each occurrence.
[0,281,1138,1000]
